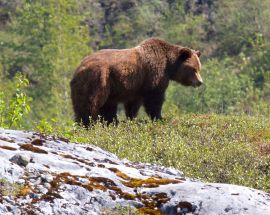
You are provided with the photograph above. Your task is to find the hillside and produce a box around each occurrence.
[35,114,270,193]
[0,128,270,214]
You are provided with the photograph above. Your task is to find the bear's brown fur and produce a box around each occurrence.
[70,38,202,126]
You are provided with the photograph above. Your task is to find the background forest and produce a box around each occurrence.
[0,0,270,192]
[0,0,269,127]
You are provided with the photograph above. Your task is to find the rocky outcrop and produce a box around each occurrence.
[0,128,269,215]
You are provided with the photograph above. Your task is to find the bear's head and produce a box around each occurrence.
[171,48,203,87]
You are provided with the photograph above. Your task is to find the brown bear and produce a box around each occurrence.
[70,38,202,127]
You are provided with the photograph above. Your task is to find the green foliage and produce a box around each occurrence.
[46,114,270,192]
[93,0,205,49]
[1,0,90,122]
[213,0,270,56]
[102,205,139,215]
[35,117,76,140]
[0,0,269,123]
[161,0,205,48]
[0,73,31,128]
[0,178,23,196]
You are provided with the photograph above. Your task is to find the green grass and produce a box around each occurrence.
[0,178,23,196]
[38,113,270,192]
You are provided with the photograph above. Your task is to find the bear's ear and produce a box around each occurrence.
[179,48,193,62]
[196,50,201,57]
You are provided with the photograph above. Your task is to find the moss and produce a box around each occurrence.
[137,207,162,215]
[31,139,44,146]
[20,144,48,154]
[0,178,23,196]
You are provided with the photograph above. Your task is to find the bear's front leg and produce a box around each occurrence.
[143,91,165,120]
[124,99,142,120]
[99,102,118,124]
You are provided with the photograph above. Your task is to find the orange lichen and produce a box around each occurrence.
[0,145,17,151]
[135,193,170,214]
[137,207,163,215]
[108,167,181,188]
[123,177,181,188]
[119,192,136,200]
[90,177,117,188]
[19,167,177,213]
[109,185,136,200]
[20,144,48,154]
[17,186,32,197]
[108,167,131,180]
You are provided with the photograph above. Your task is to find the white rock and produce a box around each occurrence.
[9,153,30,167]
[0,128,269,215]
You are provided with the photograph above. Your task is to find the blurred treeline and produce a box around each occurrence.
[0,0,269,128]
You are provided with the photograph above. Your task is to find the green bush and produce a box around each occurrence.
[0,73,31,128]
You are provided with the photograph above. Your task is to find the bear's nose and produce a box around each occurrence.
[197,80,203,86]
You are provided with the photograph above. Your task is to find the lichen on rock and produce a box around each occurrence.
[0,128,269,215]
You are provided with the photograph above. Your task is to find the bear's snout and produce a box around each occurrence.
[195,80,203,87]
[192,80,203,87]
[192,73,203,87]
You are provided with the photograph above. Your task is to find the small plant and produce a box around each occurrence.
[35,117,78,140]
[0,73,31,128]
[0,178,23,196]
[101,205,140,215]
